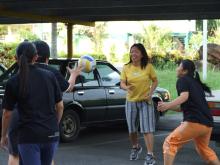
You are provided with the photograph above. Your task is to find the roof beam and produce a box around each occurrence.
[1,0,220,8]
[0,0,219,23]
[0,8,95,26]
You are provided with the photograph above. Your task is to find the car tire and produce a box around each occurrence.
[60,110,80,143]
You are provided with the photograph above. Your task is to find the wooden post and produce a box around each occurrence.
[67,23,73,59]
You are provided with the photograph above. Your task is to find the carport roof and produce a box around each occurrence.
[0,0,220,24]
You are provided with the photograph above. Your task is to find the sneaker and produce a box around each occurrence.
[144,154,156,165]
[130,146,142,160]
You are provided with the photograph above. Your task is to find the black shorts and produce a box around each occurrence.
[8,109,19,156]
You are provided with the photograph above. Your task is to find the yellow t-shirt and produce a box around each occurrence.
[120,63,157,102]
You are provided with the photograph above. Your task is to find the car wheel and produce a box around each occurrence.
[60,110,80,143]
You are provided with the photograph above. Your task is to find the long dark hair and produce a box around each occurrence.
[181,59,211,94]
[127,43,149,69]
[16,41,37,97]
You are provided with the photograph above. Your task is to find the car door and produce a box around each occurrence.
[0,63,18,118]
[68,62,107,123]
[96,62,126,121]
[206,90,220,143]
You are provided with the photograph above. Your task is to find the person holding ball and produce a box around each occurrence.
[3,40,82,165]
[158,59,220,165]
[1,41,63,165]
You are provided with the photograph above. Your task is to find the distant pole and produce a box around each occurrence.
[202,20,207,80]
[51,23,57,58]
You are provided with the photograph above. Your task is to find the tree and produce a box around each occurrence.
[93,22,108,54]
[0,25,7,37]
[134,24,172,56]
[11,24,39,41]
[74,22,108,54]
[109,44,117,62]
[196,19,220,37]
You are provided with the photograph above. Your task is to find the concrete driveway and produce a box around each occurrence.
[0,114,219,165]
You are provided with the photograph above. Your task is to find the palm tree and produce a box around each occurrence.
[134,24,172,54]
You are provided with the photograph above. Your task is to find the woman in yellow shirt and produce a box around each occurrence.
[120,43,158,165]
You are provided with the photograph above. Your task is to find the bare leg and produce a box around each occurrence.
[51,160,55,165]
[164,153,175,165]
[208,159,220,165]
[143,133,154,153]
[129,132,138,148]
[8,154,19,165]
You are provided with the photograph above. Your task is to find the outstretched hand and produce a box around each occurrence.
[65,65,83,92]
[66,65,83,77]
[157,101,171,112]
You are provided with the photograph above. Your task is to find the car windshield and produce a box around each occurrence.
[0,69,4,77]
[0,64,7,76]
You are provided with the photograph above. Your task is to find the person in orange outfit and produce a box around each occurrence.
[158,59,220,165]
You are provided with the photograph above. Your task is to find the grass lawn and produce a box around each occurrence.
[156,69,220,100]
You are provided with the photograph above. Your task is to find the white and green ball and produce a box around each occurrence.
[78,55,96,73]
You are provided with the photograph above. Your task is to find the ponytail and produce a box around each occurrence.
[194,71,211,95]
[16,41,37,98]
[181,59,212,95]
[18,54,29,97]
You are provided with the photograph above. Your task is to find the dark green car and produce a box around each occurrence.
[0,59,171,142]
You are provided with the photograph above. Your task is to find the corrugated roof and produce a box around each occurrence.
[0,0,219,24]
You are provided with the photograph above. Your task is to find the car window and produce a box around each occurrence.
[81,71,99,87]
[68,62,99,87]
[49,64,60,70]
[0,64,6,76]
[0,64,18,86]
[96,64,120,86]
[0,69,4,76]
[48,61,67,77]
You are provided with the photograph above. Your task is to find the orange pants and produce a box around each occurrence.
[163,121,218,162]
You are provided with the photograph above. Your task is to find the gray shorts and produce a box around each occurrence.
[125,100,155,133]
